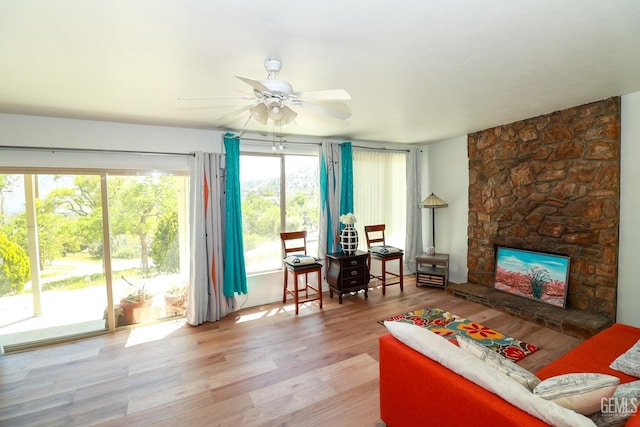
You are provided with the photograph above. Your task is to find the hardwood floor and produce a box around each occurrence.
[0,277,583,426]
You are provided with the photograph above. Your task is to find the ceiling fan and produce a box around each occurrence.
[178,58,351,128]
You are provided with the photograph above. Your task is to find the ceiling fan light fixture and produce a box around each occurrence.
[271,105,298,126]
[266,100,285,121]
[282,105,297,124]
[180,59,350,130]
[249,103,268,125]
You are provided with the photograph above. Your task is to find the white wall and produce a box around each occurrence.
[421,135,469,284]
[0,113,223,153]
[618,92,640,327]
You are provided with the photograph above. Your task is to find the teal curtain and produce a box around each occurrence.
[319,141,354,259]
[339,141,354,228]
[223,133,248,296]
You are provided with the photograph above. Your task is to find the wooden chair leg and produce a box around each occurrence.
[399,257,404,291]
[283,269,288,303]
[382,259,387,296]
[317,269,323,309]
[294,272,299,315]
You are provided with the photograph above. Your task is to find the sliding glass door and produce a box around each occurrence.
[0,170,189,350]
[0,173,108,347]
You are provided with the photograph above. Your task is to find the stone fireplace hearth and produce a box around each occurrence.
[460,97,620,339]
[447,282,610,339]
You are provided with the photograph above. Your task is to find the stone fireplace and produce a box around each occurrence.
[451,97,620,338]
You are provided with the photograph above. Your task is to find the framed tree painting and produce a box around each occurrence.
[493,246,570,308]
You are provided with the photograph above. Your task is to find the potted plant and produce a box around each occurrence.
[164,283,187,317]
[120,276,153,325]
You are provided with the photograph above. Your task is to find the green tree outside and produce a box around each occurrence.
[151,210,179,273]
[0,231,30,295]
[0,173,183,296]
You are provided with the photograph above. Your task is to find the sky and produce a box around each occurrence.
[496,247,570,282]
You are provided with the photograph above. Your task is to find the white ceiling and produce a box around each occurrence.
[1,1,640,144]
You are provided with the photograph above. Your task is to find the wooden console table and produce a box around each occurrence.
[326,251,370,303]
[415,252,449,289]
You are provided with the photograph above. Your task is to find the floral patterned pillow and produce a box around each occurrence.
[610,339,640,377]
[533,373,620,415]
[456,335,540,391]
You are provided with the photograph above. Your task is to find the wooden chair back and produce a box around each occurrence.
[364,224,386,249]
[280,230,309,257]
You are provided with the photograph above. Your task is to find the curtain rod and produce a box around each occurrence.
[0,145,195,157]
[237,137,321,146]
[351,144,410,153]
[236,137,410,153]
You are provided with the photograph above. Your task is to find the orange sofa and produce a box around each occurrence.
[379,323,640,426]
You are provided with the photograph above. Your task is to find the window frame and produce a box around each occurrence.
[239,151,320,275]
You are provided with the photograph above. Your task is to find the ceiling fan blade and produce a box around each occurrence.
[211,103,261,127]
[216,103,255,120]
[177,96,255,101]
[235,75,271,94]
[298,102,351,120]
[293,89,351,102]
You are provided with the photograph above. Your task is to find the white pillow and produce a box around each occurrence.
[590,380,640,427]
[370,245,402,254]
[610,339,640,377]
[533,373,620,415]
[456,335,541,391]
[383,321,596,427]
[283,254,319,266]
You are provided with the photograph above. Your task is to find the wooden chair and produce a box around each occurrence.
[364,224,404,295]
[280,231,323,315]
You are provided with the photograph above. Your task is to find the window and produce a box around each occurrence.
[240,153,319,274]
[352,149,407,248]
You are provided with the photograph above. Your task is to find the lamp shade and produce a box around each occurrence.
[267,100,285,121]
[251,100,298,127]
[277,105,298,126]
[420,193,448,208]
[249,102,268,125]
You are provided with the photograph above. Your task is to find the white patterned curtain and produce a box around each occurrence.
[319,142,342,260]
[404,148,423,272]
[187,152,237,325]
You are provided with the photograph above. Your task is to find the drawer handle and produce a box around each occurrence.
[350,270,358,276]
[349,260,358,266]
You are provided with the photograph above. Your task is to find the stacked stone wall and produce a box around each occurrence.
[467,97,620,320]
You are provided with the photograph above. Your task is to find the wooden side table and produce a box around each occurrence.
[326,251,370,303]
[415,253,449,289]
